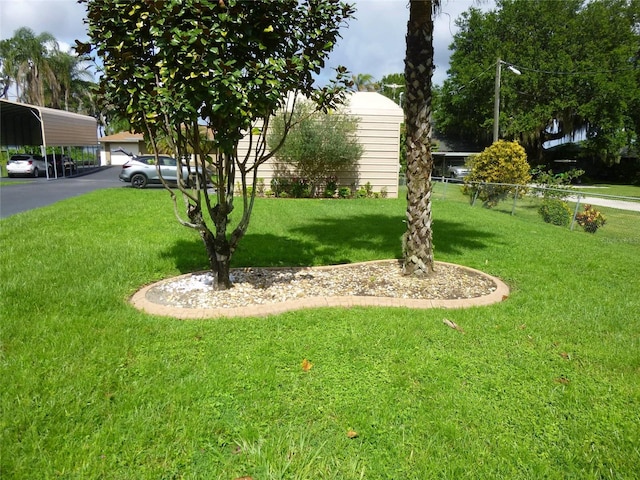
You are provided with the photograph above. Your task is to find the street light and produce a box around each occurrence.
[383,83,403,104]
[493,58,521,142]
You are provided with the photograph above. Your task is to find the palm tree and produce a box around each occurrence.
[351,73,378,92]
[402,0,439,276]
[0,27,59,105]
[48,50,94,111]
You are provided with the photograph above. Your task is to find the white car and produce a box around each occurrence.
[6,154,53,178]
[119,155,208,188]
[445,161,471,179]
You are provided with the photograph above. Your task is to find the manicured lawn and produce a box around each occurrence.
[1,187,639,479]
[583,183,640,198]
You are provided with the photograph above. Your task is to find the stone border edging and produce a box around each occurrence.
[129,261,509,319]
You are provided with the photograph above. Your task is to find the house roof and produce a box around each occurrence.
[0,99,97,147]
[346,92,403,117]
[98,132,144,143]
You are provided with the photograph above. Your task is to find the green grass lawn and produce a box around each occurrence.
[582,183,640,198]
[1,187,639,479]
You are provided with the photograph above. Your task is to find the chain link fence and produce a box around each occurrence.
[429,176,640,237]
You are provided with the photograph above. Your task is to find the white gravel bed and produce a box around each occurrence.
[143,260,498,310]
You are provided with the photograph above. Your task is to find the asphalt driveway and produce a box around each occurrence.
[0,167,124,219]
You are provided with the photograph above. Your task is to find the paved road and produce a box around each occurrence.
[0,167,125,219]
[2,170,638,219]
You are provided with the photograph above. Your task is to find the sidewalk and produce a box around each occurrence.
[569,193,640,212]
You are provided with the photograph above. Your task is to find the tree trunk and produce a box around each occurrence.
[403,0,437,276]
[188,203,233,289]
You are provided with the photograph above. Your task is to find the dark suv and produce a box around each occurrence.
[46,154,77,176]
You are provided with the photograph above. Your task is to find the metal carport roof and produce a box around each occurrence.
[0,99,97,147]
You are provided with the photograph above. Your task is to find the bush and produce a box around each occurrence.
[356,182,374,198]
[575,204,606,233]
[270,176,311,198]
[324,176,338,198]
[464,140,531,207]
[539,199,572,226]
[268,101,363,197]
[338,186,352,198]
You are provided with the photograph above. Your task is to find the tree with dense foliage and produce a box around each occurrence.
[78,0,355,289]
[267,100,363,197]
[402,0,440,276]
[380,72,405,105]
[436,0,640,166]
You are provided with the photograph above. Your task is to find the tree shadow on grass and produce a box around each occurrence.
[432,219,500,255]
[160,213,499,274]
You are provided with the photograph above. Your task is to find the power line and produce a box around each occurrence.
[508,63,638,76]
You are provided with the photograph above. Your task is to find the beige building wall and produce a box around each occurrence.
[100,93,404,195]
[238,92,403,198]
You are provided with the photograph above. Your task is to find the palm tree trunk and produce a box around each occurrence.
[403,0,438,276]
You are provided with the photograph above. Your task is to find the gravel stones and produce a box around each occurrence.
[143,260,498,310]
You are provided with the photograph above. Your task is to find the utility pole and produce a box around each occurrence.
[493,58,502,143]
[493,58,521,143]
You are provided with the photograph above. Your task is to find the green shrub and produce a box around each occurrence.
[324,176,338,198]
[539,199,572,226]
[268,101,363,196]
[356,182,375,198]
[530,167,584,204]
[256,178,265,196]
[464,140,531,207]
[338,186,351,198]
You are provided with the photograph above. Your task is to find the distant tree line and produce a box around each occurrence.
[434,0,640,166]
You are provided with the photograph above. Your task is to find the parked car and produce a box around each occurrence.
[433,159,471,180]
[46,154,77,176]
[119,155,208,188]
[444,160,471,179]
[6,154,52,178]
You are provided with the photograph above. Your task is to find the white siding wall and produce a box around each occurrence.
[237,92,403,198]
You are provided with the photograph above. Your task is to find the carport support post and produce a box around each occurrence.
[570,194,582,231]
[511,185,519,215]
[37,109,51,180]
[39,144,49,179]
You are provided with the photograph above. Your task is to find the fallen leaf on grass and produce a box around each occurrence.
[559,352,570,359]
[502,295,509,301]
[555,377,570,385]
[443,318,465,333]
[233,477,253,480]
[301,358,313,372]
[347,429,358,439]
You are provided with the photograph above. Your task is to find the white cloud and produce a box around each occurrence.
[0,0,495,85]
[0,0,89,52]
[321,0,495,86]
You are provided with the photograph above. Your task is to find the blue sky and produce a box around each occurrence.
[1,0,496,87]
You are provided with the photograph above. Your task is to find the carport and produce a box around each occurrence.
[0,99,98,179]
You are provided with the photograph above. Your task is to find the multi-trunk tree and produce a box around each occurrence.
[78,0,355,289]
